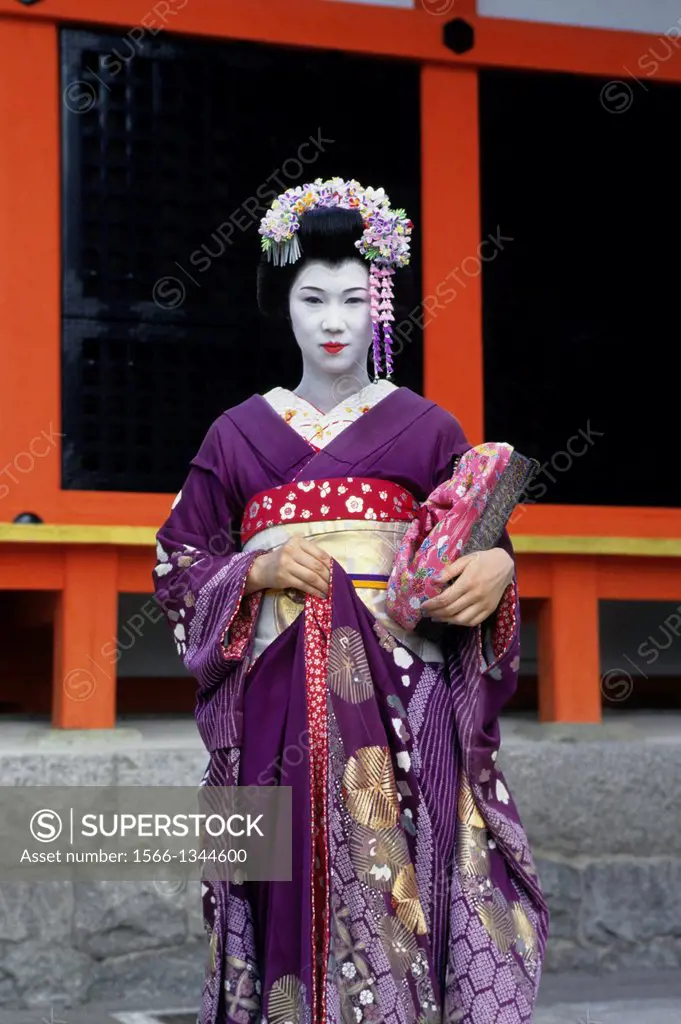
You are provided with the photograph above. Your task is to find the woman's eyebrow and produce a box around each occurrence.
[298,285,368,293]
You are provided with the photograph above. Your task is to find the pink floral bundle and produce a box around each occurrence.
[386,442,538,631]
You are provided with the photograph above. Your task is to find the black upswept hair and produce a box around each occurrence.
[256,206,367,320]
[256,202,417,334]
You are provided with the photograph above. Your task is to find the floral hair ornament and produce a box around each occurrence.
[258,177,413,382]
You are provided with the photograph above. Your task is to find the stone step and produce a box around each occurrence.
[1,714,681,1009]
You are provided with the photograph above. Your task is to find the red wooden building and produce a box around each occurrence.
[1,0,679,730]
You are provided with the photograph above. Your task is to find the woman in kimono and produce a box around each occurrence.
[153,178,548,1024]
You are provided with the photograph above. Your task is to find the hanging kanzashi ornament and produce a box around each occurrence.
[258,177,413,381]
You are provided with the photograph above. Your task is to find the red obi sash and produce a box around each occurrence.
[240,477,419,543]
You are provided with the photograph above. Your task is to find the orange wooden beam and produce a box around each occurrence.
[510,503,681,542]
[52,549,119,729]
[0,18,61,525]
[515,555,551,598]
[597,559,681,602]
[57,491,176,528]
[118,549,158,593]
[537,557,601,722]
[3,0,681,83]
[516,552,681,602]
[421,64,483,440]
[0,549,64,589]
[4,537,681,728]
[415,0,477,15]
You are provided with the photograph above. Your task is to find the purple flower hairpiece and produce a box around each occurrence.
[258,177,413,382]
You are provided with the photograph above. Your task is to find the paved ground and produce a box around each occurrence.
[537,1004,680,1023]
[532,967,681,1022]
[1,969,680,1024]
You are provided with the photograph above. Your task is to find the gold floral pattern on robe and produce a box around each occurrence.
[391,863,428,935]
[456,774,538,966]
[378,916,419,978]
[267,974,307,1024]
[349,822,411,891]
[328,626,374,703]
[342,743,428,960]
[342,746,399,829]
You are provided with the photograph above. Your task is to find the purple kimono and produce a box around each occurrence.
[153,386,549,1024]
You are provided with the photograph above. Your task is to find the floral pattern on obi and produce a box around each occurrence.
[240,478,419,543]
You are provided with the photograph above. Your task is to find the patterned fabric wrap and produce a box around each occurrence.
[240,477,419,543]
[386,443,537,631]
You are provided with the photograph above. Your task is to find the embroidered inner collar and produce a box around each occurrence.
[262,381,398,448]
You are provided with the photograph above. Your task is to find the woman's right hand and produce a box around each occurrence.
[245,536,331,598]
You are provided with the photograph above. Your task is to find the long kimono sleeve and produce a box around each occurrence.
[430,409,519,672]
[152,419,266,750]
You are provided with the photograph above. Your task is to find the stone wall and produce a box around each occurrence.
[1,719,679,1009]
[0,743,208,1010]
[499,722,681,976]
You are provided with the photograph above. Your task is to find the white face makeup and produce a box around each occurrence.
[288,259,372,381]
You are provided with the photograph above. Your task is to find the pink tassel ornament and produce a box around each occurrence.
[369,264,383,381]
[377,268,396,381]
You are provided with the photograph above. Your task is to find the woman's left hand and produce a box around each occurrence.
[419,547,514,626]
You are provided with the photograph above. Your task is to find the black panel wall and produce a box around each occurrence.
[60,29,422,492]
[480,68,679,507]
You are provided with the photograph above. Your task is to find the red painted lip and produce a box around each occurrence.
[321,343,347,354]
